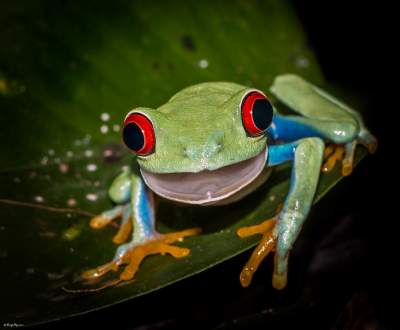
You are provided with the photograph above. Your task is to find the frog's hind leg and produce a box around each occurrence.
[270,74,377,176]
[82,176,201,282]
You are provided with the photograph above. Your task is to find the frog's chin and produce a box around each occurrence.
[140,149,268,206]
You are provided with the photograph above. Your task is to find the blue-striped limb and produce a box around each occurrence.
[238,138,324,289]
[82,167,201,281]
[237,75,377,289]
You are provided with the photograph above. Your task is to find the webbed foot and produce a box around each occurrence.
[237,217,278,288]
[322,130,377,176]
[322,144,345,174]
[82,227,201,281]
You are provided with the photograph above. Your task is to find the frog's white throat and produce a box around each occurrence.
[140,149,269,206]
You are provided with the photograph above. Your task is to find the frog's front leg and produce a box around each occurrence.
[82,172,201,281]
[237,138,324,289]
[270,74,377,176]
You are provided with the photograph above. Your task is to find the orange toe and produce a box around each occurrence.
[82,227,201,282]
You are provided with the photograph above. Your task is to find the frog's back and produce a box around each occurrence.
[169,82,246,103]
[158,82,247,115]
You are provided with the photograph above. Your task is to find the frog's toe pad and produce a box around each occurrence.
[81,260,120,280]
[363,138,378,154]
[237,219,277,287]
[90,215,113,229]
[272,271,287,290]
[359,129,378,154]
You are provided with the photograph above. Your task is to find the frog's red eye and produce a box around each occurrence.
[241,91,273,136]
[123,112,155,155]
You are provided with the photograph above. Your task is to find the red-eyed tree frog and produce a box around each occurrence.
[82,74,377,289]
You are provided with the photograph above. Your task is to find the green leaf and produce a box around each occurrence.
[0,0,367,325]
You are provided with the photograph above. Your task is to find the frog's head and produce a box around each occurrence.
[122,82,274,204]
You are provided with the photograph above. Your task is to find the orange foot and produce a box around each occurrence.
[237,217,277,288]
[322,144,345,174]
[82,227,201,281]
[322,137,377,177]
[89,205,132,245]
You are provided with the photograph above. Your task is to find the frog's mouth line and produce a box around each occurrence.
[140,150,268,205]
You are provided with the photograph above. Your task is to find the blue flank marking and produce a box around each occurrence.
[270,113,322,142]
[267,113,323,203]
[136,180,155,238]
[267,141,298,211]
[268,143,295,166]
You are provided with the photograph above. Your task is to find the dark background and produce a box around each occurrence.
[32,1,394,329]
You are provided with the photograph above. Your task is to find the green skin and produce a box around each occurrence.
[87,74,376,289]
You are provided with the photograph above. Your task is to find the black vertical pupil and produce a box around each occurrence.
[123,122,144,151]
[252,99,273,131]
